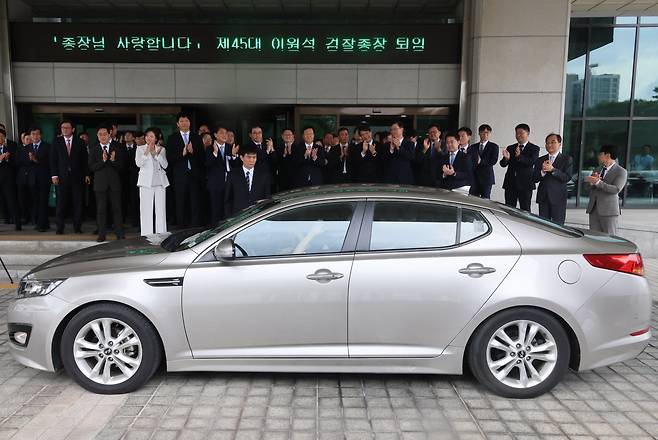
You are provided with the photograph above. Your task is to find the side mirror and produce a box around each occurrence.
[213,238,236,261]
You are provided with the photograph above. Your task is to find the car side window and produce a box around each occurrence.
[233,202,356,257]
[460,208,490,243]
[368,202,489,251]
[370,202,459,251]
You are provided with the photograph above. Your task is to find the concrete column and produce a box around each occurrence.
[0,0,16,138]
[461,0,571,204]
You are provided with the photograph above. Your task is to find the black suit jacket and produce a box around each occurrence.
[533,153,574,205]
[414,142,444,187]
[17,142,51,187]
[246,140,277,176]
[123,144,139,183]
[349,142,383,183]
[206,143,237,190]
[437,150,473,190]
[166,132,205,183]
[470,141,499,186]
[382,139,415,185]
[0,142,18,185]
[291,142,325,187]
[88,141,125,192]
[51,136,88,184]
[224,167,271,215]
[500,142,540,191]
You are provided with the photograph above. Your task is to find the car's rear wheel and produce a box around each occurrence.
[468,308,570,398]
[61,303,161,394]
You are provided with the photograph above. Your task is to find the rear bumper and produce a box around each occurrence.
[575,271,652,371]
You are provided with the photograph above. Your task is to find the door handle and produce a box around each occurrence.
[459,263,496,278]
[306,269,344,283]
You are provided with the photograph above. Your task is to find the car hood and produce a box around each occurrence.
[26,234,172,279]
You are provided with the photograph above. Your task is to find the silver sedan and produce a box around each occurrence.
[7,185,652,398]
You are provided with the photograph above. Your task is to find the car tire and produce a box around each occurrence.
[468,307,571,398]
[60,303,162,394]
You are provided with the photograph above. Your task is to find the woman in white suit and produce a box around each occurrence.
[136,128,169,235]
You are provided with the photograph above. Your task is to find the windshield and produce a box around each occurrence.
[495,203,583,237]
[161,199,280,251]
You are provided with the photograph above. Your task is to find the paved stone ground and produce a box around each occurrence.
[0,267,657,440]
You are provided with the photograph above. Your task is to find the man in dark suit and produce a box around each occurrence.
[247,124,277,182]
[349,125,383,183]
[122,130,140,227]
[500,123,540,211]
[19,127,52,231]
[532,133,573,225]
[469,124,499,199]
[0,129,21,230]
[166,112,205,228]
[88,124,125,242]
[224,144,271,216]
[291,126,325,187]
[274,128,296,192]
[206,125,239,225]
[414,124,443,187]
[382,121,415,185]
[324,127,352,184]
[50,120,89,234]
[436,132,473,192]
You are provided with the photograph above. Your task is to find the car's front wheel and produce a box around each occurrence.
[468,308,571,398]
[61,303,162,394]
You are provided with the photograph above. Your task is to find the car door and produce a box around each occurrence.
[348,199,521,358]
[182,200,365,358]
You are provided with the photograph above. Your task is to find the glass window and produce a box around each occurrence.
[587,27,636,117]
[369,202,459,251]
[460,209,490,243]
[563,120,582,205]
[565,27,587,117]
[299,115,338,138]
[639,16,658,24]
[633,28,658,117]
[579,120,629,206]
[615,17,637,24]
[233,202,355,257]
[627,121,658,206]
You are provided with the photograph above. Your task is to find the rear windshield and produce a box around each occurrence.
[495,204,583,238]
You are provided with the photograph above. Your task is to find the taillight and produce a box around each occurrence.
[583,253,644,276]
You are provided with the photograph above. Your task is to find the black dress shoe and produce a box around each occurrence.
[116,235,125,240]
[96,235,106,242]
[93,229,98,235]
[15,226,22,231]
[56,230,64,235]
[38,228,48,232]
[74,229,83,234]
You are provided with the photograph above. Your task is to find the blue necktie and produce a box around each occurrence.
[450,153,455,166]
[34,144,39,153]
[183,133,191,170]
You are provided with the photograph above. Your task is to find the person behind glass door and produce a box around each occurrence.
[500,123,540,212]
[122,130,140,228]
[0,128,21,230]
[469,124,499,199]
[136,127,169,236]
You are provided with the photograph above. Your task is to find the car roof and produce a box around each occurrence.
[271,184,507,212]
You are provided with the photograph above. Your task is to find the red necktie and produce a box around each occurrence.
[66,138,71,156]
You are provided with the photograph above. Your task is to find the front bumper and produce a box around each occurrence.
[7,293,72,372]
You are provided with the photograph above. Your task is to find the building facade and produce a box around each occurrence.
[1,0,657,206]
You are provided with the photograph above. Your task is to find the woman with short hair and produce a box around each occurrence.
[136,127,169,235]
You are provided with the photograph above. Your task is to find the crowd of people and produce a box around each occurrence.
[0,113,627,242]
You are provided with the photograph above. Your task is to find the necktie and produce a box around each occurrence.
[256,144,261,150]
[430,142,435,157]
[449,153,455,166]
[66,138,71,156]
[600,167,607,179]
[34,144,39,153]
[219,144,224,160]
[245,170,251,191]
[549,155,555,164]
[183,133,191,170]
[479,143,484,154]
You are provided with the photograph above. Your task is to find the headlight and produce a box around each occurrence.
[16,279,66,299]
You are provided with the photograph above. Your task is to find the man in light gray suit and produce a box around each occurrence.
[586,144,627,235]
